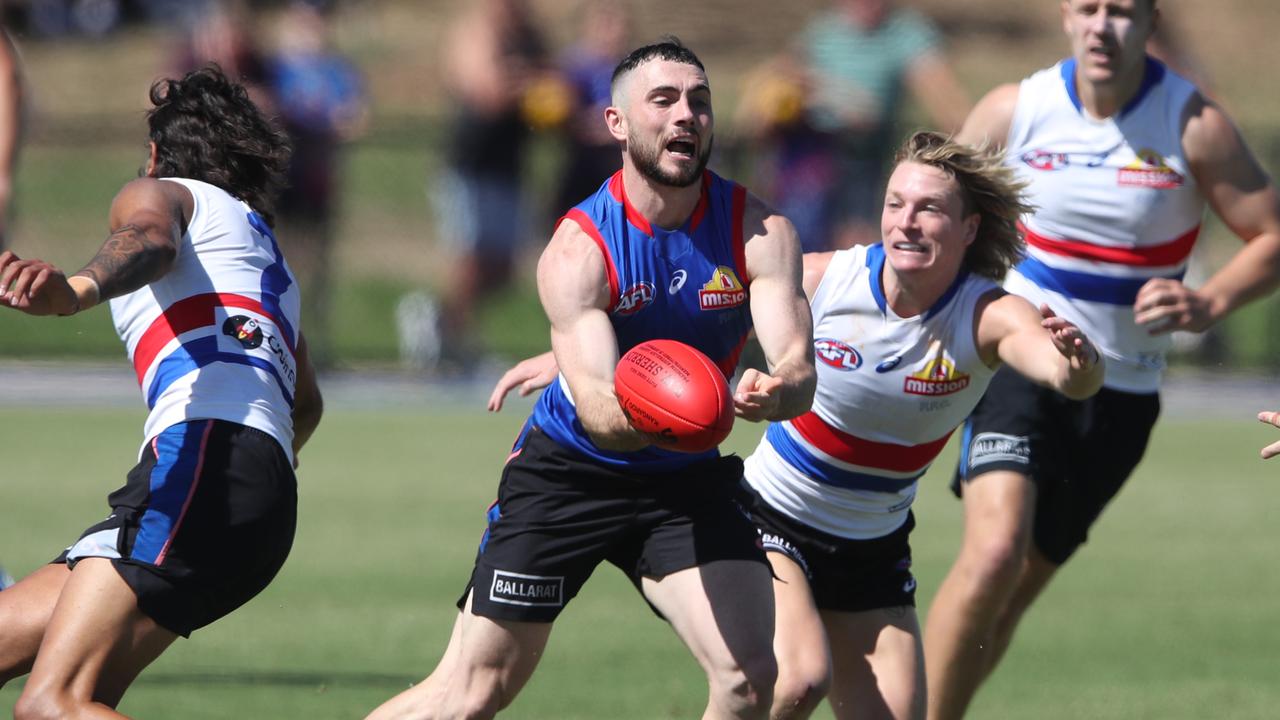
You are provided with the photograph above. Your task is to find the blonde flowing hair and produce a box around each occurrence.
[893,131,1034,280]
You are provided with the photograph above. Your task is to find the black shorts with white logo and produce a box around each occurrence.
[952,367,1160,564]
[744,489,917,612]
[55,420,297,637]
[462,426,766,623]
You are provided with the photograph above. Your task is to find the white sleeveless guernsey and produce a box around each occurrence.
[1003,57,1204,393]
[109,178,302,463]
[745,244,997,539]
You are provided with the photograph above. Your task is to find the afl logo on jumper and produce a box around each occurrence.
[1021,149,1109,171]
[699,266,747,310]
[903,341,970,396]
[814,338,862,371]
[615,281,656,316]
[222,315,264,349]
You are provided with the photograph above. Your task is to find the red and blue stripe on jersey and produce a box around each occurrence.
[530,170,753,471]
[136,211,297,409]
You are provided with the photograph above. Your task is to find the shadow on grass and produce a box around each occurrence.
[131,669,415,689]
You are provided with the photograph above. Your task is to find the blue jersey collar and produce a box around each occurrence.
[1060,55,1166,119]
[866,243,969,320]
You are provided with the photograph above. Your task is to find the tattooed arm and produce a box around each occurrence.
[0,178,190,315]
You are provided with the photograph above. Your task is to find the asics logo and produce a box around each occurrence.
[669,270,688,294]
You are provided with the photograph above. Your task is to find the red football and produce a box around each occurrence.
[614,339,734,453]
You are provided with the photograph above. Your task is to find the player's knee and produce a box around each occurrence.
[710,652,777,718]
[958,523,1029,593]
[14,684,73,720]
[772,658,831,718]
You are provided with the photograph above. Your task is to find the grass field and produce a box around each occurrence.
[0,397,1277,719]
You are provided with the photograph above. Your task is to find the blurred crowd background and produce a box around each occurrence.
[2,0,1280,373]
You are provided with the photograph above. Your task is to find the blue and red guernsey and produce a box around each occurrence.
[530,170,754,471]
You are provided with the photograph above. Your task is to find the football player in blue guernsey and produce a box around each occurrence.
[488,131,1106,720]
[925,2,1280,718]
[365,39,816,720]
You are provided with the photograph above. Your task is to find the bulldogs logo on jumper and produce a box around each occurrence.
[698,266,747,311]
[222,315,264,349]
[903,341,970,396]
[615,281,656,316]
[1118,148,1184,189]
[814,338,862,371]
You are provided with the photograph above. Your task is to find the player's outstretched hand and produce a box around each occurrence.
[1133,278,1212,335]
[1041,304,1100,370]
[487,351,558,412]
[734,368,783,422]
[1256,410,1280,459]
[0,251,79,316]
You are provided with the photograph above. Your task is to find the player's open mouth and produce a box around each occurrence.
[892,241,926,253]
[1087,45,1114,62]
[667,137,697,159]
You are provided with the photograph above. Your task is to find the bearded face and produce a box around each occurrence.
[627,127,713,188]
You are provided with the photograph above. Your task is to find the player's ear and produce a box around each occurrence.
[605,104,627,143]
[144,141,159,178]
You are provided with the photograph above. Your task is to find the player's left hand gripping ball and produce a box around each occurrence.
[614,339,734,453]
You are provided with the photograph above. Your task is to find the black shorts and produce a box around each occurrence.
[745,490,916,612]
[55,420,297,637]
[952,367,1160,564]
[462,427,767,622]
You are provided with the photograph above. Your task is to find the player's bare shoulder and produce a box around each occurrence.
[1179,90,1253,170]
[537,212,613,313]
[741,190,802,280]
[957,82,1020,149]
[109,177,192,232]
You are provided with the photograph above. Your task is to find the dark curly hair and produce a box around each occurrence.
[146,65,291,227]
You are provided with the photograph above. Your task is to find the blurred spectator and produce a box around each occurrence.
[746,0,970,251]
[0,25,23,252]
[169,0,272,110]
[428,0,549,369]
[268,0,368,368]
[0,22,21,590]
[552,0,629,214]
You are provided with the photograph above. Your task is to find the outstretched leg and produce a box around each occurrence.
[643,560,778,720]
[766,553,830,720]
[824,606,924,720]
[364,592,553,720]
[14,558,176,720]
[0,564,71,687]
[924,470,1034,720]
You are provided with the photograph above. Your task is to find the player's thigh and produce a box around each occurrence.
[22,558,175,708]
[768,551,831,689]
[641,559,776,676]
[0,564,70,681]
[959,470,1035,554]
[822,607,924,720]
[452,591,554,695]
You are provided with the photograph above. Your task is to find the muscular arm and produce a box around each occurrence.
[74,178,187,303]
[1135,94,1280,333]
[905,51,971,135]
[738,195,816,422]
[0,28,23,247]
[537,219,649,451]
[291,332,324,459]
[976,290,1103,400]
[0,178,186,316]
[954,83,1019,150]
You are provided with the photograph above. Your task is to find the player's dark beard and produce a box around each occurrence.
[628,133,713,188]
